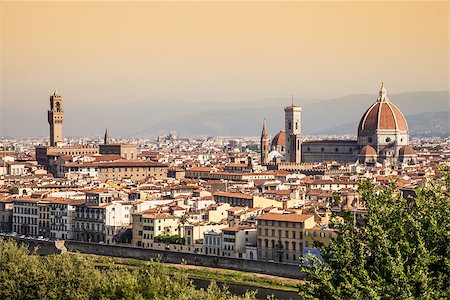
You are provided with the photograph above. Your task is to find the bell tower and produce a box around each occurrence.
[48,89,64,146]
[284,96,302,163]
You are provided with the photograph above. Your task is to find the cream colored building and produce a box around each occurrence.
[213,192,284,209]
[65,160,169,181]
[257,212,315,264]
[133,213,180,248]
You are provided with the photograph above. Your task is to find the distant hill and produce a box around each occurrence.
[1,91,448,137]
[317,111,450,137]
[141,91,450,137]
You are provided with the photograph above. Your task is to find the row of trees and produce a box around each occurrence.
[0,239,255,300]
[154,234,185,245]
[299,169,450,299]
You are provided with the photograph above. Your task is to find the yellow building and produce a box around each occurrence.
[213,192,284,209]
[132,212,180,248]
[257,212,315,264]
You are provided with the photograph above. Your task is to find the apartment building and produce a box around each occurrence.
[221,226,257,259]
[74,190,132,244]
[49,198,84,240]
[257,212,315,264]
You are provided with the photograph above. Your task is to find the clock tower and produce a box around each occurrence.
[48,89,64,146]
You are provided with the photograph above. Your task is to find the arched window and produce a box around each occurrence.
[55,102,61,112]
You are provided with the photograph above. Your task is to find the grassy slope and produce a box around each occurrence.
[77,253,302,292]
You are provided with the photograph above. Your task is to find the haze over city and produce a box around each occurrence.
[1,1,448,137]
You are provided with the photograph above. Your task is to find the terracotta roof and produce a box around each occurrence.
[399,145,416,156]
[359,145,377,156]
[271,131,286,148]
[358,101,408,132]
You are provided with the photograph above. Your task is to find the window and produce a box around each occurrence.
[292,231,296,239]
[313,231,317,237]
[285,231,289,238]
[320,232,325,238]
[321,148,324,152]
[305,231,309,237]
[385,137,391,143]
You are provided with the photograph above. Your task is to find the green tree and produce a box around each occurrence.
[299,175,450,300]
[0,239,256,300]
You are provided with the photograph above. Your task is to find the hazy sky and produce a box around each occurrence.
[0,1,448,136]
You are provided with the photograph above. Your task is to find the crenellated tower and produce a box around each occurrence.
[48,89,64,146]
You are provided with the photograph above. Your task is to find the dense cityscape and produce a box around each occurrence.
[1,84,449,281]
[1,1,448,299]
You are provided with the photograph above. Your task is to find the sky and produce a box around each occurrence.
[0,1,448,136]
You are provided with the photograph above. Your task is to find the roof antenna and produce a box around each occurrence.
[291,94,294,106]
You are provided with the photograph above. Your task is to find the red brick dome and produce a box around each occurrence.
[399,145,416,156]
[359,145,377,156]
[271,131,286,148]
[358,83,408,132]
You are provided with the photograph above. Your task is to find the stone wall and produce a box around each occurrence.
[64,241,301,279]
[3,237,301,278]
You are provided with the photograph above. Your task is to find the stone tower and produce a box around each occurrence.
[260,120,269,165]
[284,100,302,163]
[48,89,64,147]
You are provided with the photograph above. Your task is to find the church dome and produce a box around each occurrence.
[359,145,377,156]
[271,131,286,148]
[399,145,416,156]
[358,83,408,133]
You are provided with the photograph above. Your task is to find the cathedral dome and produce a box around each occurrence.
[359,145,377,156]
[399,145,416,156]
[358,83,408,133]
[271,131,286,148]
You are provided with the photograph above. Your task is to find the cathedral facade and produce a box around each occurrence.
[261,83,417,166]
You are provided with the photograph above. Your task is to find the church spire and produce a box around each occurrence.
[261,118,267,137]
[104,128,109,145]
[260,119,269,165]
